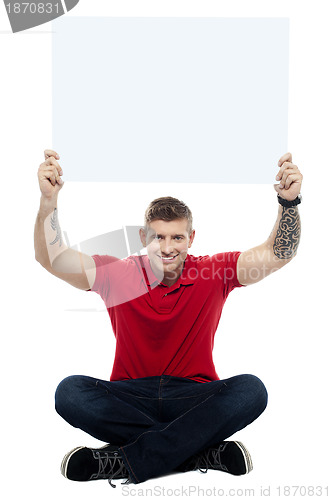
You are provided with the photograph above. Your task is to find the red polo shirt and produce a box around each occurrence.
[91,252,243,383]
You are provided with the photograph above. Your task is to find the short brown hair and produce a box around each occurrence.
[144,196,193,233]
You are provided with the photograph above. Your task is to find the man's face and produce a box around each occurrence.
[140,218,195,279]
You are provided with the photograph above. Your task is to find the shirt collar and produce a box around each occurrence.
[139,254,197,288]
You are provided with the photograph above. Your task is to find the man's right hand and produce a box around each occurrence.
[38,149,64,200]
[35,149,96,290]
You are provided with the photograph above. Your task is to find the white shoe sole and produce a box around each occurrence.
[233,441,253,474]
[60,446,85,478]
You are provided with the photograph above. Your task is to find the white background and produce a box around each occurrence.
[0,1,331,499]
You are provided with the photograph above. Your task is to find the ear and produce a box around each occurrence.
[188,229,195,248]
[139,227,147,247]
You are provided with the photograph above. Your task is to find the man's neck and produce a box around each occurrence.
[161,263,185,287]
[147,260,184,288]
[161,275,180,288]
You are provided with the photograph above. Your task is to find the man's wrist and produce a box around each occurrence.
[277,194,302,208]
[39,195,58,217]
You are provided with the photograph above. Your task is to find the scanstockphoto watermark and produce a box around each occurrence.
[50,225,288,284]
[47,224,290,308]
[3,0,79,33]
[121,485,330,497]
[121,485,256,497]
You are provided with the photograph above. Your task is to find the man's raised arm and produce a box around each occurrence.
[237,152,302,286]
[34,149,96,290]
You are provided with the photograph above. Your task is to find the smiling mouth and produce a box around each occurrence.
[158,254,179,262]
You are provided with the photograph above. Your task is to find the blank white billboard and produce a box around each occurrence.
[52,17,289,183]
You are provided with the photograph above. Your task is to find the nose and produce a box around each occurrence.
[161,238,174,255]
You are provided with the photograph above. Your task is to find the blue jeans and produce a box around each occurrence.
[55,374,268,484]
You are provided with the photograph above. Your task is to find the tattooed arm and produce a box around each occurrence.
[237,153,302,286]
[34,149,96,290]
[271,205,301,260]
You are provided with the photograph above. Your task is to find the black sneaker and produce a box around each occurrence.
[186,441,253,476]
[60,444,129,487]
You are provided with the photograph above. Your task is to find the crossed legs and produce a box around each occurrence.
[55,374,268,483]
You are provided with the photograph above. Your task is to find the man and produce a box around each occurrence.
[34,149,302,487]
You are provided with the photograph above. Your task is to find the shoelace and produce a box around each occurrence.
[92,451,129,488]
[209,447,229,472]
[188,451,209,473]
[191,447,228,473]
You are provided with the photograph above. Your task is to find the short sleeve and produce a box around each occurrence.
[90,254,148,308]
[91,254,119,299]
[211,251,244,293]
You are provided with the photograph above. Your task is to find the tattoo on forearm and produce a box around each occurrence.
[273,207,301,259]
[49,208,63,246]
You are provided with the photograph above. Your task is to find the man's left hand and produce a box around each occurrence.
[274,152,303,201]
